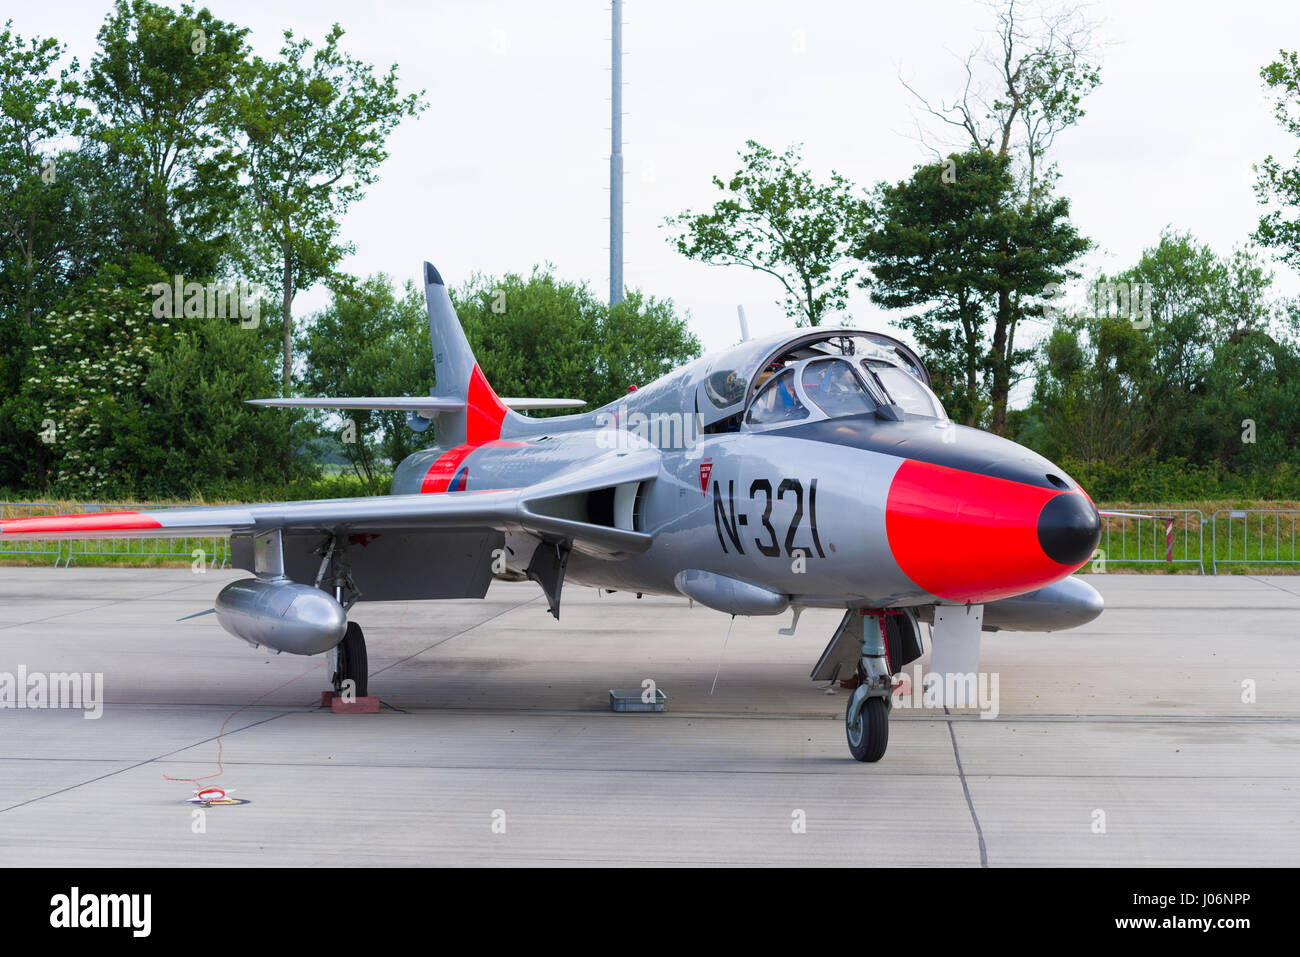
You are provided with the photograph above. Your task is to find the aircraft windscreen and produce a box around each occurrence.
[703,368,749,409]
[800,358,875,418]
[746,369,809,426]
[863,360,945,417]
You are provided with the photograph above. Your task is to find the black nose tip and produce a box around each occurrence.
[1037,493,1101,565]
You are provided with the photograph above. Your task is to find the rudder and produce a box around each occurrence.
[424,261,511,447]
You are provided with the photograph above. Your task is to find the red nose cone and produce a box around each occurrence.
[885,459,1097,603]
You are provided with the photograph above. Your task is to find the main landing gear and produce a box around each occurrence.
[314,534,370,700]
[332,621,368,698]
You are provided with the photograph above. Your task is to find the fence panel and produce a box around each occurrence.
[0,502,66,565]
[2,502,228,569]
[1211,509,1300,574]
[1097,508,1204,574]
[61,503,227,569]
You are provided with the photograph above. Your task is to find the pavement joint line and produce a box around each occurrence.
[1080,604,1300,610]
[14,705,1300,723]
[0,711,292,814]
[0,580,223,632]
[7,754,1296,780]
[1247,576,1300,599]
[130,761,1300,779]
[945,707,989,867]
[343,594,543,699]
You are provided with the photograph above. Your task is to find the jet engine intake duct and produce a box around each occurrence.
[214,578,348,655]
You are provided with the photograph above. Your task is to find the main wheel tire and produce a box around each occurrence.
[335,621,369,698]
[846,695,888,762]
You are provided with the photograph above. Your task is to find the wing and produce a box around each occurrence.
[1,449,659,605]
[1,449,654,556]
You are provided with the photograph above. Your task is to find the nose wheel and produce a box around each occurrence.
[331,621,368,698]
[846,692,889,762]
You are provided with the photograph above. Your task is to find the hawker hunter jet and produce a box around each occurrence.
[1,262,1104,761]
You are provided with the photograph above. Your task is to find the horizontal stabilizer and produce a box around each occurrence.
[247,396,584,415]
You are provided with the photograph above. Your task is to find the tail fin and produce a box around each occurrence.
[424,261,513,446]
[247,264,582,437]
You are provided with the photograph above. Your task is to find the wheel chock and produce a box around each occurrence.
[320,691,380,713]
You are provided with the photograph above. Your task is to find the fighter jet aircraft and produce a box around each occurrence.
[0,262,1104,761]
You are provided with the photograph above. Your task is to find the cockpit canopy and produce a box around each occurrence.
[696,329,945,432]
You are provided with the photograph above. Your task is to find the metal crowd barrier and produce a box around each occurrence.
[0,502,65,563]
[0,501,228,569]
[1097,508,1205,574]
[1211,509,1300,574]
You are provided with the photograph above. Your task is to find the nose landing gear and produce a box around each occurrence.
[816,608,922,763]
[844,637,894,762]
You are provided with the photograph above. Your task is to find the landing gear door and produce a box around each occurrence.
[811,608,924,682]
[811,610,862,682]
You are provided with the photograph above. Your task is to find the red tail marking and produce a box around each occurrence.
[466,364,508,444]
[420,440,530,494]
[419,365,523,493]
[420,445,476,493]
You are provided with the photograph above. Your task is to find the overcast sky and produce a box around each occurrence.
[17,0,1300,381]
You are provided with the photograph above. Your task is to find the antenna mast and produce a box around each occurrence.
[610,0,624,306]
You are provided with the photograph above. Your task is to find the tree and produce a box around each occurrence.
[84,0,250,278]
[1023,232,1300,471]
[664,141,868,326]
[138,314,312,497]
[602,289,704,395]
[901,0,1100,206]
[1254,49,1300,270]
[0,23,90,329]
[452,267,701,411]
[1022,310,1160,465]
[298,274,431,490]
[225,24,425,396]
[0,23,94,489]
[14,260,176,496]
[856,150,1088,431]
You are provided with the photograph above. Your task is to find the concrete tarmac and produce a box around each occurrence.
[0,568,1297,866]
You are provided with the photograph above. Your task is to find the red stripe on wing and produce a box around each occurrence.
[0,512,164,535]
